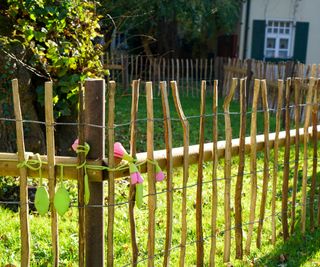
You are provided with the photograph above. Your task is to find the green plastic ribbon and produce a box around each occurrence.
[16,146,164,213]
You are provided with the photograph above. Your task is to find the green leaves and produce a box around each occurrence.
[2,0,106,118]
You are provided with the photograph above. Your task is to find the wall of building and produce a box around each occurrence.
[239,0,320,64]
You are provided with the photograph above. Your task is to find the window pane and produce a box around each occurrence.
[274,28,278,33]
[267,38,276,48]
[279,50,288,58]
[280,28,284,34]
[267,28,272,33]
[280,22,284,27]
[280,38,289,49]
[286,22,290,27]
[268,21,273,26]
[274,21,279,27]
[285,29,290,34]
[266,50,275,58]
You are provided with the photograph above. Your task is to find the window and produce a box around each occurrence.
[264,20,293,59]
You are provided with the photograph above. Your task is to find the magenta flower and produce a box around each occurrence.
[129,163,144,185]
[72,139,79,152]
[114,142,133,162]
[155,164,165,182]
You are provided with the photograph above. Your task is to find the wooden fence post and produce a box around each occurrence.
[209,80,219,267]
[107,81,116,267]
[12,79,30,267]
[282,78,291,241]
[223,78,238,262]
[235,78,246,259]
[84,79,105,266]
[160,81,173,267]
[45,81,59,266]
[290,78,301,234]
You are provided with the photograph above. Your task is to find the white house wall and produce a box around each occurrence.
[239,0,320,64]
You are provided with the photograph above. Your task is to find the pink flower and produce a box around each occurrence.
[114,142,126,158]
[129,163,144,185]
[72,139,79,152]
[114,142,133,162]
[155,164,165,182]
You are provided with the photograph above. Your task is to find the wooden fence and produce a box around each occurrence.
[106,53,226,96]
[0,76,320,266]
[106,53,318,101]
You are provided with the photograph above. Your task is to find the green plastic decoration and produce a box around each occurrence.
[135,183,143,209]
[84,173,90,205]
[54,165,70,216]
[35,186,50,216]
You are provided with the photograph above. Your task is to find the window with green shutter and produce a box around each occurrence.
[293,22,309,63]
[251,20,266,60]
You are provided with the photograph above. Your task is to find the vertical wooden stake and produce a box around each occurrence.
[171,81,189,267]
[256,80,270,249]
[196,81,207,266]
[130,55,134,83]
[200,59,203,83]
[84,79,105,266]
[235,78,246,259]
[12,79,30,267]
[204,59,208,82]
[310,79,318,231]
[281,78,291,241]
[162,59,166,96]
[271,80,283,244]
[290,78,301,234]
[129,80,140,266]
[176,59,180,86]
[186,59,189,97]
[223,78,238,262]
[245,79,261,255]
[45,81,59,266]
[209,80,219,267]
[160,81,173,267]
[181,59,184,95]
[146,82,157,266]
[171,58,175,82]
[301,78,315,234]
[191,59,194,97]
[107,81,116,267]
[196,59,199,96]
[78,83,85,267]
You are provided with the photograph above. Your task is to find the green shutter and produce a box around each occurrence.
[251,20,266,60]
[293,22,309,63]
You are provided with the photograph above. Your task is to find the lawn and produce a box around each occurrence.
[1,94,320,266]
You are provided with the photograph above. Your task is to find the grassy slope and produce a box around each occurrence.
[1,94,320,266]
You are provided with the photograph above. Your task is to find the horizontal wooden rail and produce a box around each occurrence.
[1,125,320,181]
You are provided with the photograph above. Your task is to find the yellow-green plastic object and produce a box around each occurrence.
[84,173,90,205]
[34,186,50,216]
[135,183,143,209]
[54,185,70,216]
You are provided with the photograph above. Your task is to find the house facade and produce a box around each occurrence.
[239,0,320,64]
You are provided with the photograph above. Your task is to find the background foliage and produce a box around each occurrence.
[101,0,244,57]
[0,0,105,117]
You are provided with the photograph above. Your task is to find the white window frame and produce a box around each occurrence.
[264,20,294,59]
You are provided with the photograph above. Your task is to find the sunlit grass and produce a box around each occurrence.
[1,94,319,266]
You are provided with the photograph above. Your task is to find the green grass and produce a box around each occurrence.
[1,95,319,266]
[113,93,279,153]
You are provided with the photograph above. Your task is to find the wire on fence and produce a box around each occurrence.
[1,156,319,209]
[0,102,319,130]
[121,199,316,267]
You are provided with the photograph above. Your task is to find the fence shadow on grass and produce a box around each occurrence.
[258,221,320,266]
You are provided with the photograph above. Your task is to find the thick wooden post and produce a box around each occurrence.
[84,79,105,266]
